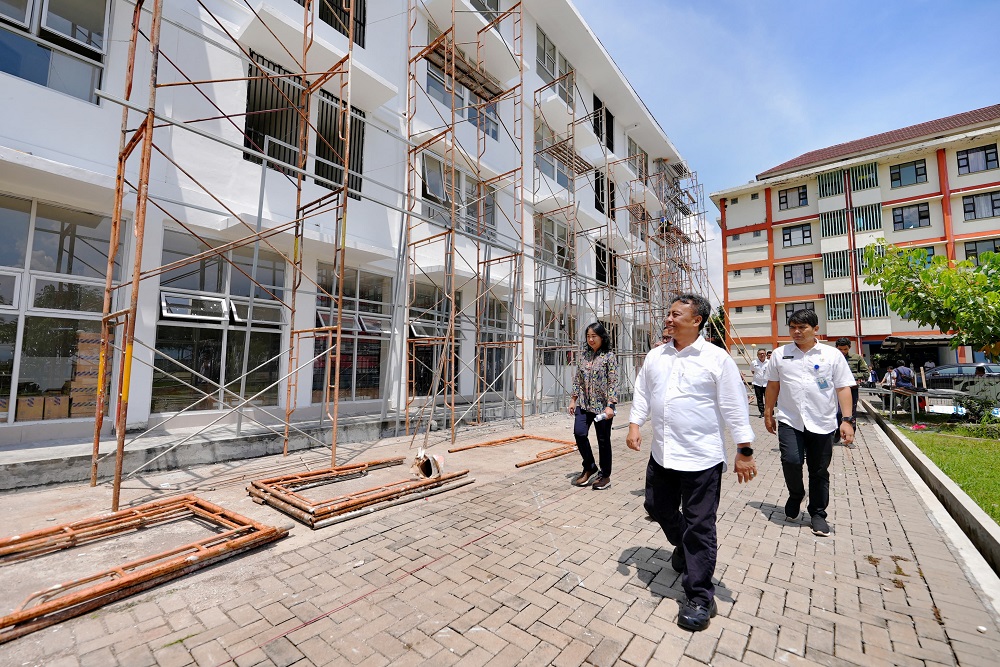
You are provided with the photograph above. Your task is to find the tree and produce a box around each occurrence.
[862,243,1000,357]
[706,305,727,349]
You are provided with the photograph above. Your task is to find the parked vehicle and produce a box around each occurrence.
[921,363,1000,389]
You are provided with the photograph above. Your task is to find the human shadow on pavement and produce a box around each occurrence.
[615,546,735,609]
[748,500,804,527]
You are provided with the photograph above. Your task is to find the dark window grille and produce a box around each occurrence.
[244,52,302,175]
[596,242,616,287]
[295,0,367,47]
[957,143,998,175]
[316,90,365,199]
[890,159,927,188]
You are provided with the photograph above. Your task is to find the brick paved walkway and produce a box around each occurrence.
[2,411,1000,666]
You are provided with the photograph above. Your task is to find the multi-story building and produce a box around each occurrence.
[711,104,1000,366]
[0,0,706,448]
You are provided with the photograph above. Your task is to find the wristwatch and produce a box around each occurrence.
[737,446,754,456]
[841,416,856,427]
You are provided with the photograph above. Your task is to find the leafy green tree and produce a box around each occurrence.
[706,305,726,349]
[862,243,1000,358]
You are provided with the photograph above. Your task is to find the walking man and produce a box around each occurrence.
[627,294,756,632]
[764,309,855,537]
[751,348,768,417]
[835,337,868,441]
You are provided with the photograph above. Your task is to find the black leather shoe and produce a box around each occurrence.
[677,598,717,632]
[670,547,686,573]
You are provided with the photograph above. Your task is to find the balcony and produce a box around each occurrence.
[421,0,523,86]
[236,2,397,110]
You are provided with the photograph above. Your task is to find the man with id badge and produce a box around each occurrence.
[764,309,855,537]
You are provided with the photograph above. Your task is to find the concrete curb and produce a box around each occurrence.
[865,400,1000,577]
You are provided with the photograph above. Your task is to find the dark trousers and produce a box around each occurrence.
[753,384,766,416]
[644,456,722,606]
[836,386,860,421]
[574,407,613,476]
[777,423,834,519]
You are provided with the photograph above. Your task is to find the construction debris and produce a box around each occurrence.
[247,456,472,528]
[0,495,288,644]
[515,444,578,468]
[448,433,575,453]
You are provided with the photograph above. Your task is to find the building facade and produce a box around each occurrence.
[0,0,706,445]
[711,105,1000,366]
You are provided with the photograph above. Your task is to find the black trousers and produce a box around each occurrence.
[574,407,613,476]
[644,456,723,607]
[777,423,833,520]
[753,384,766,416]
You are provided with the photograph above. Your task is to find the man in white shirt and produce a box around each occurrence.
[750,348,769,417]
[627,294,756,632]
[764,308,856,538]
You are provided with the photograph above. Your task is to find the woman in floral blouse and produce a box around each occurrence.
[568,322,620,490]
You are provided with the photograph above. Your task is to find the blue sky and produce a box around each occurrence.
[571,0,1000,302]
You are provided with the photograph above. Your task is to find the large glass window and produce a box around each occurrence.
[892,202,930,230]
[965,239,1000,266]
[0,194,30,271]
[535,216,572,271]
[0,0,108,103]
[782,223,812,247]
[890,159,927,188]
[778,185,808,210]
[0,314,16,421]
[313,264,391,402]
[783,262,813,285]
[784,301,815,325]
[535,120,574,191]
[154,231,286,414]
[963,191,1000,221]
[957,144,998,175]
[31,203,120,279]
[16,316,106,421]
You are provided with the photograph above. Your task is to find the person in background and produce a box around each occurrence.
[653,325,670,349]
[895,360,914,388]
[764,309,855,538]
[750,348,768,418]
[627,293,756,632]
[568,323,620,490]
[924,359,937,371]
[834,337,868,441]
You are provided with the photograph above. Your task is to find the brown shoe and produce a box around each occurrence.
[592,474,611,490]
[573,468,597,487]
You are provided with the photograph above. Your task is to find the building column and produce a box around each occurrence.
[720,198,731,350]
[764,187,777,347]
[936,148,955,262]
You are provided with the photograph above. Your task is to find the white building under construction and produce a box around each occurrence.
[0,0,707,451]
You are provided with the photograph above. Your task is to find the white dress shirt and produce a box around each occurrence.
[751,359,768,387]
[767,342,856,433]
[630,335,754,472]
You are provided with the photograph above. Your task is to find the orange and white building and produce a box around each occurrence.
[710,104,1000,365]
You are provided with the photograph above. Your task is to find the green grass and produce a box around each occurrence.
[908,431,1000,524]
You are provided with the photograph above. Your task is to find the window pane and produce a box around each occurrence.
[47,49,101,103]
[0,0,29,23]
[0,274,16,306]
[33,278,103,312]
[32,203,118,279]
[225,330,280,407]
[231,247,285,301]
[0,314,15,421]
[151,326,223,412]
[16,317,103,421]
[357,271,389,314]
[160,229,224,293]
[162,293,226,320]
[44,0,108,51]
[0,194,31,269]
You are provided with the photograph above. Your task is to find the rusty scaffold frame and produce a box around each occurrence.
[91,0,364,510]
[0,495,287,643]
[403,0,526,445]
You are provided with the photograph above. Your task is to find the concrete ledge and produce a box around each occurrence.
[865,400,1000,577]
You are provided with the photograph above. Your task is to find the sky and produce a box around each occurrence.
[571,0,1000,305]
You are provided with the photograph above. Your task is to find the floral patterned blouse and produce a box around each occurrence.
[571,348,620,413]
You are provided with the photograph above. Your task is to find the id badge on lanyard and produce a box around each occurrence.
[812,363,830,389]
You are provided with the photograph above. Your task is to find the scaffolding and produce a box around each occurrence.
[403,0,526,443]
[530,78,709,409]
[83,0,705,510]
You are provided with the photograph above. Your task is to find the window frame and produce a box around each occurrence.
[957,143,999,175]
[963,190,1000,221]
[778,185,808,211]
[890,159,927,189]
[782,223,812,248]
[783,262,813,285]
[892,202,930,231]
